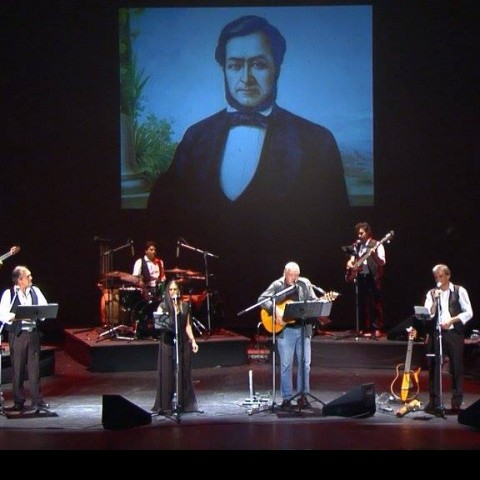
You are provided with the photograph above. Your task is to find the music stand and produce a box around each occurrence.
[13,304,59,321]
[283,300,332,410]
[9,304,58,415]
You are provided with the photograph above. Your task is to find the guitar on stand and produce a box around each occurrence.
[390,328,421,403]
[260,291,339,334]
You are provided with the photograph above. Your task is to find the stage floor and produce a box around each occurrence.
[1,345,480,449]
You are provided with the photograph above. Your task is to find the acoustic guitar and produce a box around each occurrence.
[390,329,421,402]
[260,291,339,334]
[0,246,21,264]
[345,230,394,282]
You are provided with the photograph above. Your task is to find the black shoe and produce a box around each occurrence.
[280,399,292,408]
[424,403,445,417]
[12,402,25,411]
[297,396,311,409]
[448,405,462,415]
[31,400,50,411]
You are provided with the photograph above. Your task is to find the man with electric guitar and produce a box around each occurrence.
[258,262,336,409]
[346,222,390,338]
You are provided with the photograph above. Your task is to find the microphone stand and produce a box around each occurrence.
[432,290,446,418]
[238,284,297,414]
[177,241,219,332]
[172,296,181,422]
[341,243,377,341]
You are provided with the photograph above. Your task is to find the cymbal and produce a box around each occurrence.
[104,271,124,277]
[165,267,190,274]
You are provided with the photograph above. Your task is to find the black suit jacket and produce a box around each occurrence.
[147,105,350,320]
[148,104,348,223]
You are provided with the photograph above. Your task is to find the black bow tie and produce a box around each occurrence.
[228,111,269,128]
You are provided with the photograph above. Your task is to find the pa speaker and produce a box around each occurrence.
[458,399,480,429]
[323,383,376,418]
[102,395,152,430]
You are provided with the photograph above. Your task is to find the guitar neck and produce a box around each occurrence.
[0,251,13,263]
[352,231,394,269]
[404,338,414,371]
[352,250,373,269]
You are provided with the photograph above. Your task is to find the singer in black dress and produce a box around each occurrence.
[152,280,199,414]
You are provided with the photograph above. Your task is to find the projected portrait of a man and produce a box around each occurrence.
[147,15,348,220]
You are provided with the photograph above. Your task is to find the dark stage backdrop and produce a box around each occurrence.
[1,0,478,338]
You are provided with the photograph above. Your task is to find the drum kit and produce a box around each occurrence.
[100,268,209,339]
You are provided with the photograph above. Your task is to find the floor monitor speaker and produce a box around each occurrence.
[458,398,480,429]
[323,383,376,418]
[102,394,152,430]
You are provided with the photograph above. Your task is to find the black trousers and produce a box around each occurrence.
[357,274,384,331]
[9,330,43,405]
[428,329,464,408]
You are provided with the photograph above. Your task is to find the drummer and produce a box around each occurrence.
[132,240,166,299]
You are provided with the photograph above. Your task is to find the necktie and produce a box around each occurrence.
[228,111,269,128]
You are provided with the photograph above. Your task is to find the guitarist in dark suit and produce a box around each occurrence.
[258,262,319,409]
[346,222,386,337]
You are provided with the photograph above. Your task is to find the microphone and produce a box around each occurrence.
[436,281,442,288]
[311,284,326,295]
[176,241,180,259]
[130,240,135,257]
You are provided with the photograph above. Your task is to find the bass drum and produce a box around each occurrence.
[133,299,160,339]
[100,288,119,325]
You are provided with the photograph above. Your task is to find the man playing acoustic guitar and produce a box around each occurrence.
[258,261,328,409]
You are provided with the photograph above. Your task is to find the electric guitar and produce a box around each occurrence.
[390,329,421,402]
[0,246,21,264]
[345,230,394,282]
[260,291,339,334]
